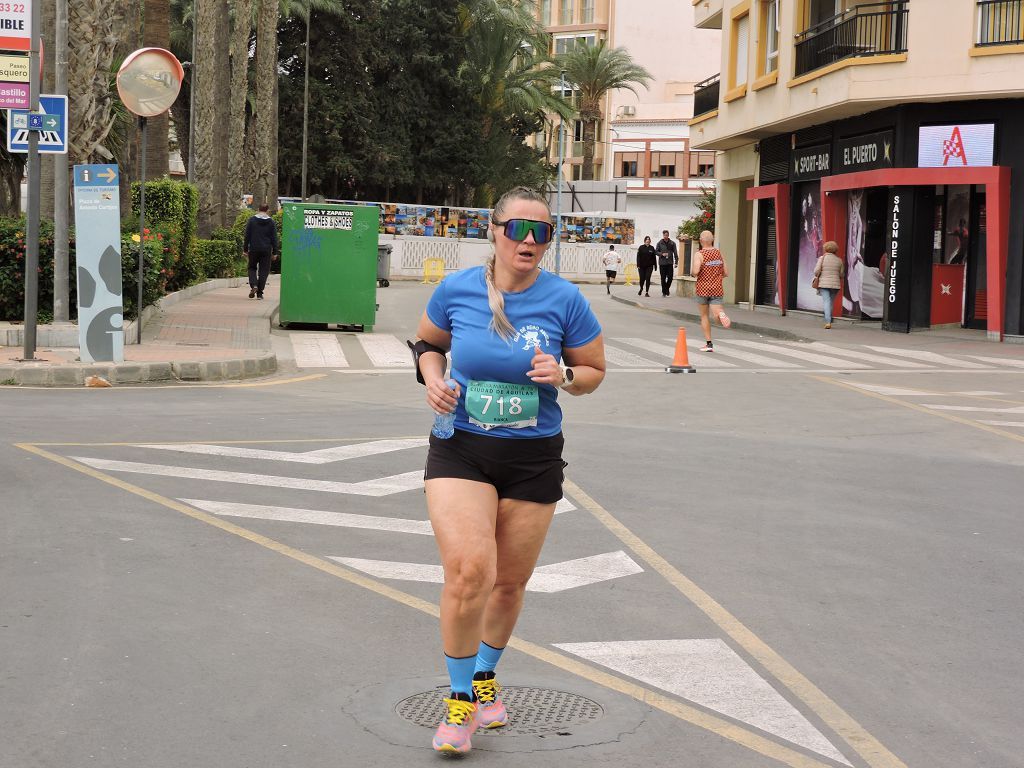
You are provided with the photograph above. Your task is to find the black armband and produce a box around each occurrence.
[407,339,447,385]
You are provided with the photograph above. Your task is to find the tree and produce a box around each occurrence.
[226,0,253,215]
[68,0,125,166]
[678,186,716,241]
[252,0,278,208]
[558,41,651,181]
[144,0,172,179]
[194,0,230,235]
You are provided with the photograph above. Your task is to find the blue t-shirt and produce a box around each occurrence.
[426,267,601,438]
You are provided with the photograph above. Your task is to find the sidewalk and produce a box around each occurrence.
[0,278,279,387]
[609,288,1024,353]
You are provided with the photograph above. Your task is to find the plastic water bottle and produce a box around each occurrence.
[431,379,457,439]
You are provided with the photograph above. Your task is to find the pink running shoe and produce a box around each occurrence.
[472,675,508,728]
[432,695,478,753]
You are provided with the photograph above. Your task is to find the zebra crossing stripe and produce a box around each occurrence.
[968,356,1024,369]
[604,341,671,368]
[183,498,435,534]
[864,347,988,369]
[290,333,348,368]
[136,438,429,464]
[687,340,800,368]
[615,337,738,367]
[727,340,871,368]
[356,334,412,367]
[785,342,933,368]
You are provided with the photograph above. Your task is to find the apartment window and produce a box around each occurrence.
[977,0,1024,45]
[759,0,779,75]
[573,120,585,142]
[650,152,685,178]
[689,151,716,178]
[729,6,750,93]
[554,33,597,54]
[582,0,594,23]
[615,152,642,178]
[560,0,574,24]
[540,0,551,25]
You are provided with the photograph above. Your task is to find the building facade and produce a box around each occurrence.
[690,0,1024,340]
[537,0,721,242]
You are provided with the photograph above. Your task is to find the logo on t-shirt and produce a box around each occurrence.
[515,324,551,351]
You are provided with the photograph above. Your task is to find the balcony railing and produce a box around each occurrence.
[977,1,1024,45]
[794,2,909,77]
[693,73,720,118]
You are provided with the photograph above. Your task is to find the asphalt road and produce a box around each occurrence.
[2,281,1022,768]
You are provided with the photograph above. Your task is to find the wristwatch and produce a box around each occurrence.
[558,364,575,389]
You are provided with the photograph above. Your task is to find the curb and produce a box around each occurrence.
[0,353,277,388]
[609,295,807,342]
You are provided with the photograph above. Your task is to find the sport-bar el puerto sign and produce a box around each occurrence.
[0,0,31,52]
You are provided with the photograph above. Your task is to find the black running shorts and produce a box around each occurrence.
[424,429,566,504]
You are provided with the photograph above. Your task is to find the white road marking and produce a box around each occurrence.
[72,457,424,496]
[290,333,348,368]
[357,334,413,367]
[183,496,576,533]
[843,382,934,396]
[952,391,1005,396]
[553,639,851,766]
[784,341,933,368]
[614,337,738,368]
[728,340,870,369]
[135,438,429,464]
[329,551,643,592]
[864,347,988,369]
[686,340,801,368]
[922,404,1024,414]
[969,356,1024,369]
[603,342,665,368]
[182,498,435,534]
[978,420,1024,428]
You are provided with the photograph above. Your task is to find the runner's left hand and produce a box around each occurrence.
[528,345,562,386]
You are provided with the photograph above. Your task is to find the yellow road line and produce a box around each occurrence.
[17,442,838,768]
[564,477,906,768]
[810,375,1024,445]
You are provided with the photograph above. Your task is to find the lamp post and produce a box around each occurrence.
[555,70,566,276]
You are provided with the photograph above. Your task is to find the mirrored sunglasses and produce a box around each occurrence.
[495,218,553,245]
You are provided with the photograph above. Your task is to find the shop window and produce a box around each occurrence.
[689,151,716,178]
[759,0,779,76]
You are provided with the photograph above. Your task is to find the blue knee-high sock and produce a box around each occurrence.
[474,641,505,675]
[445,653,476,697]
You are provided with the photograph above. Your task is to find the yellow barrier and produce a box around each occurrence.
[422,257,445,285]
[623,263,639,286]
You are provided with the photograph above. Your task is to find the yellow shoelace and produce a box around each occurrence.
[443,697,476,725]
[472,678,500,704]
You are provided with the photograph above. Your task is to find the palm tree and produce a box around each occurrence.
[558,42,651,181]
[250,0,277,208]
[144,0,172,179]
[67,0,124,166]
[226,0,253,218]
[194,0,230,234]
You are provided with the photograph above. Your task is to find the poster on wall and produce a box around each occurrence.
[918,124,994,168]
[844,190,885,319]
[796,181,823,312]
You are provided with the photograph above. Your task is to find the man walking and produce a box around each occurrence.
[243,204,278,299]
[656,230,678,296]
[691,230,731,351]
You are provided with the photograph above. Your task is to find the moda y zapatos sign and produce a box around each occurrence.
[837,130,894,173]
[918,124,995,167]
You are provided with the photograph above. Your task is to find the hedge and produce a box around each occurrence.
[131,178,201,291]
[194,239,240,279]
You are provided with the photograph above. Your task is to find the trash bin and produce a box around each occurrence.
[377,243,393,287]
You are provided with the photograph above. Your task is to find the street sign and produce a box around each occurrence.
[73,164,124,363]
[0,81,28,109]
[6,92,66,153]
[0,0,31,51]
[0,53,30,81]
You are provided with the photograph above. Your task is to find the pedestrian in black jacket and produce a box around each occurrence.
[635,236,657,297]
[243,204,278,299]
[655,230,678,297]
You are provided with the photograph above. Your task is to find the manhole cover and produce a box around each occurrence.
[396,686,603,736]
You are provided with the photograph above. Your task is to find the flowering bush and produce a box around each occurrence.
[677,187,716,241]
[0,217,68,322]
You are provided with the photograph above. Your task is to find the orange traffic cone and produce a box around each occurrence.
[666,327,696,373]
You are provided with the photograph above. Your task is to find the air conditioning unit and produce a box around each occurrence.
[621,105,636,116]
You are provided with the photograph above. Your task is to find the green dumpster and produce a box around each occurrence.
[279,203,378,330]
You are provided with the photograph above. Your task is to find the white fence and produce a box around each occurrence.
[382,236,638,281]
